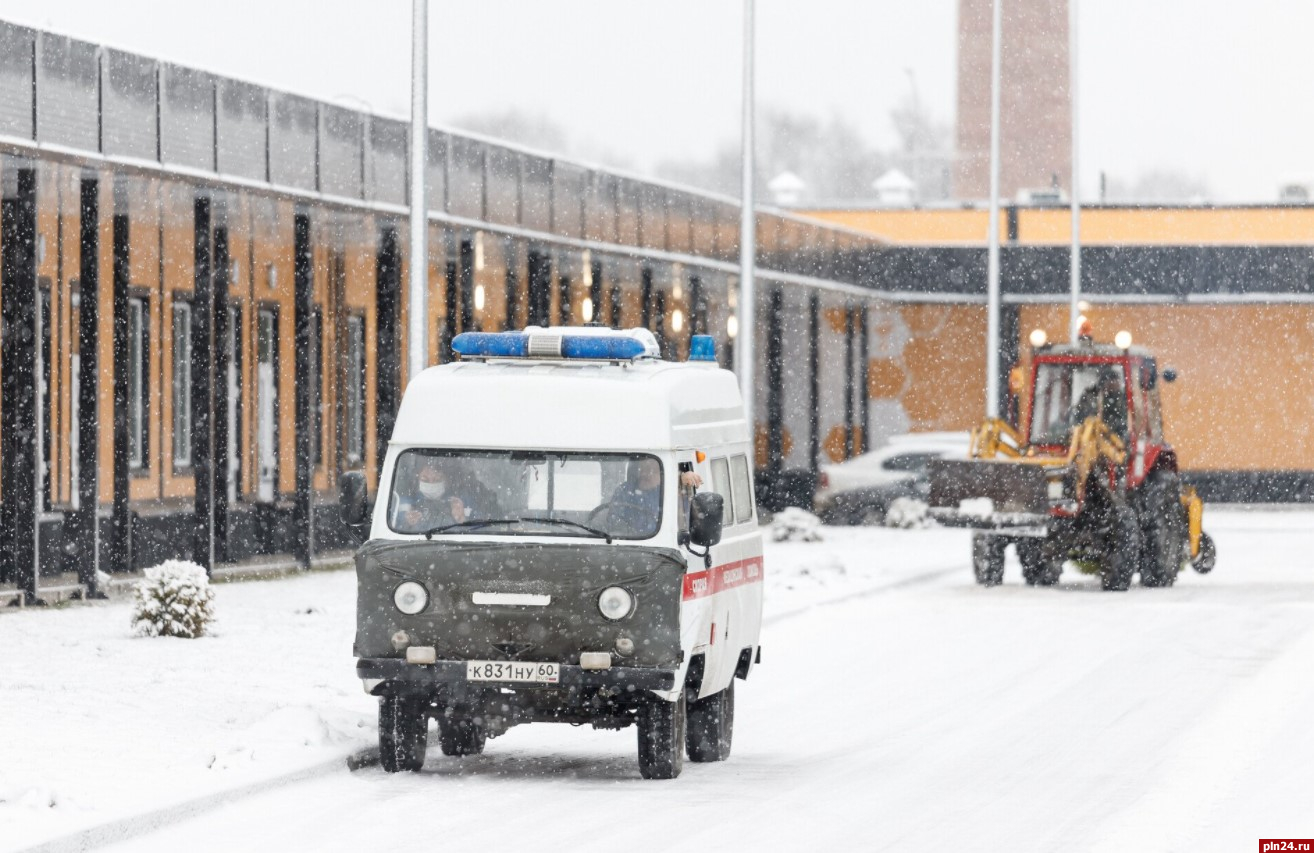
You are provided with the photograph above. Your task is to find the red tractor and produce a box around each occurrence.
[929,328,1216,591]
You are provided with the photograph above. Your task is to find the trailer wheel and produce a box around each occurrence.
[437,717,487,757]
[1139,471,1187,587]
[972,534,1006,586]
[686,681,734,763]
[379,695,428,773]
[1101,505,1141,592]
[637,695,685,779]
[1017,538,1063,586]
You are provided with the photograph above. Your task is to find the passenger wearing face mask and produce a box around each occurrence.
[394,456,484,533]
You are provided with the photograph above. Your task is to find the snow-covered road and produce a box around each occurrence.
[5,509,1313,852]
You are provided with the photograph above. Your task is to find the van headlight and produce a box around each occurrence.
[598,586,634,621]
[394,581,429,615]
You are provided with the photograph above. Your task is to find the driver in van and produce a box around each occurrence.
[394,456,488,532]
[605,458,702,535]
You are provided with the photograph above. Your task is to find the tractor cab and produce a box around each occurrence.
[1014,333,1175,493]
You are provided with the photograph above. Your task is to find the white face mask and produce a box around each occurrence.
[418,480,447,500]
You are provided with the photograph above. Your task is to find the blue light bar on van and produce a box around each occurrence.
[452,331,648,361]
[689,335,716,362]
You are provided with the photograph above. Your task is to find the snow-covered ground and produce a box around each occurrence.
[3,509,1312,852]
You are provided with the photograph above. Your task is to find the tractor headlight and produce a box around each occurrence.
[1047,479,1065,500]
[393,581,429,615]
[598,586,634,621]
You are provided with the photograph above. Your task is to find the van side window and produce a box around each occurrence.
[710,457,731,508]
[730,454,754,524]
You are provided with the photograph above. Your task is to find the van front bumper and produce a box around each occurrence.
[357,657,676,693]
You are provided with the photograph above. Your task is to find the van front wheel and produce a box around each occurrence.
[379,695,427,773]
[686,681,734,762]
[637,695,685,779]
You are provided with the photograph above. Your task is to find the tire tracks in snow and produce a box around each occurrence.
[19,748,375,853]
[764,561,964,627]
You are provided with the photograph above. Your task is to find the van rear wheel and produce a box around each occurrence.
[637,695,685,779]
[379,695,427,773]
[686,681,734,762]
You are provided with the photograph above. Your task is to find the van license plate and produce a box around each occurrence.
[466,661,560,684]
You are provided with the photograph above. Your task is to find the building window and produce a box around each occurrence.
[172,299,193,469]
[128,295,149,471]
[345,314,366,465]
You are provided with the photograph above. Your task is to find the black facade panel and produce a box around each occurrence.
[484,144,520,227]
[866,245,1314,299]
[368,116,407,206]
[520,153,552,232]
[269,92,317,191]
[160,64,215,171]
[101,49,157,161]
[216,78,267,181]
[319,104,363,199]
[0,22,34,139]
[35,33,99,151]
[425,129,447,212]
[447,135,483,220]
[550,161,585,239]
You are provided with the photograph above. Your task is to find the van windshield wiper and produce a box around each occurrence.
[518,516,613,544]
[423,518,520,540]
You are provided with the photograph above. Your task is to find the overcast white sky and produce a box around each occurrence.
[3,0,1313,202]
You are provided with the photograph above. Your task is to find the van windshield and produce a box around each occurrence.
[387,449,664,540]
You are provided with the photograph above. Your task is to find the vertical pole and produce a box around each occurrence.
[293,209,315,569]
[736,0,757,426]
[77,175,103,597]
[0,164,41,603]
[408,0,429,383]
[191,195,214,572]
[1069,0,1082,342]
[985,0,1003,419]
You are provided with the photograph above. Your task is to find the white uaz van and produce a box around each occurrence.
[341,326,764,779]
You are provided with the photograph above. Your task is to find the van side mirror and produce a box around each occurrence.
[1162,367,1178,383]
[339,471,370,538]
[688,492,724,549]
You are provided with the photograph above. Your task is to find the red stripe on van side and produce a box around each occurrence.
[682,556,764,601]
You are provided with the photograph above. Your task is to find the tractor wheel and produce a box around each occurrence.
[1017,538,1063,586]
[1139,471,1188,588]
[972,534,1006,586]
[379,695,428,773]
[1192,531,1217,574]
[1101,505,1142,592]
[437,717,487,757]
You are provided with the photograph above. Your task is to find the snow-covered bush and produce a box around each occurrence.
[884,497,931,529]
[131,560,215,639]
[771,507,825,542]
